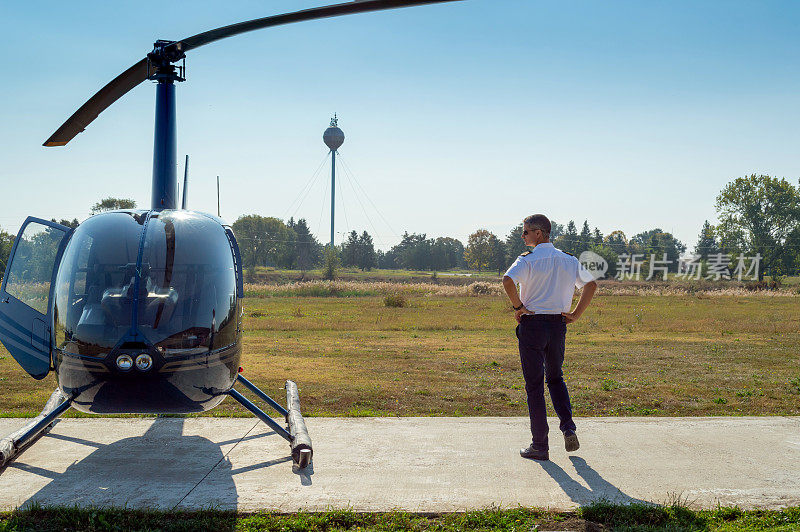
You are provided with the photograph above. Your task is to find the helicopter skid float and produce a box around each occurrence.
[0,0,459,472]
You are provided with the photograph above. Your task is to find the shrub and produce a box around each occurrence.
[384,293,407,308]
[469,282,494,296]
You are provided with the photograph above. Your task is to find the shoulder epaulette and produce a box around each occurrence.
[562,251,574,257]
[520,251,532,256]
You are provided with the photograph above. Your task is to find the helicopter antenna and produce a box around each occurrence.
[217,176,221,217]
[181,154,189,209]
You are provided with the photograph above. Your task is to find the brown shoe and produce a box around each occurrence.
[564,431,580,452]
[520,444,549,461]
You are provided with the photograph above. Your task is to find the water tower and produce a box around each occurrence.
[323,114,345,247]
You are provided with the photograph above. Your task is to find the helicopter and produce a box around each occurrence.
[0,0,459,471]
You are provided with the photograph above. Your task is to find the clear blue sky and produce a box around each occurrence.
[1,0,798,251]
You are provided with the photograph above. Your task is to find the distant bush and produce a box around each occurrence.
[745,280,781,291]
[469,282,495,296]
[384,293,407,308]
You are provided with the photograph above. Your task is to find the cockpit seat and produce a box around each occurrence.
[141,287,179,329]
[75,286,112,347]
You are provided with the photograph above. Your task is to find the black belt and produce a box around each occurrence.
[521,313,565,322]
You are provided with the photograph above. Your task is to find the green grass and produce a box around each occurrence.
[247,266,499,285]
[1,504,798,531]
[2,292,800,418]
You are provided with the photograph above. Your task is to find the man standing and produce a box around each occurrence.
[502,214,597,461]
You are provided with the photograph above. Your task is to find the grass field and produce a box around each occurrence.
[1,503,799,531]
[1,285,798,418]
[247,266,499,285]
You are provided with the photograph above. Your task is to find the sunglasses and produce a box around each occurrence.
[522,228,542,236]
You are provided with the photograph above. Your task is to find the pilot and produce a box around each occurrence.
[502,214,597,461]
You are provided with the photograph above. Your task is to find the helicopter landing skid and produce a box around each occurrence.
[0,388,72,469]
[228,376,313,469]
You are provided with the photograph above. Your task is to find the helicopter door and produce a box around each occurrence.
[0,217,71,379]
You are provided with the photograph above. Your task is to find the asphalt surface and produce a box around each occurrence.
[0,416,798,511]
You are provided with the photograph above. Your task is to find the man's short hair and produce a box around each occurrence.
[523,214,551,236]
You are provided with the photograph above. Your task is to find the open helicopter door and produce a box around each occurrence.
[0,217,71,379]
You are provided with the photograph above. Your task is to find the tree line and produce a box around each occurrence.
[228,174,800,281]
[1,176,799,282]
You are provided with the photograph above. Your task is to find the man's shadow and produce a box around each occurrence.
[8,417,291,512]
[539,456,651,506]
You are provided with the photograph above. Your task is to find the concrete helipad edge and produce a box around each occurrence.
[0,416,798,511]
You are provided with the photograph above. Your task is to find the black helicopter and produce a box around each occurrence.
[0,0,459,471]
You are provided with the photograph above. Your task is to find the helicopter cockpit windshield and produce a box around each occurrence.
[54,212,144,356]
[137,211,238,355]
[53,210,239,359]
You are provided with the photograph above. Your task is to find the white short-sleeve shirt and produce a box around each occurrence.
[504,243,595,314]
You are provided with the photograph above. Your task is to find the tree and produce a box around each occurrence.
[490,234,508,275]
[589,243,618,278]
[91,197,136,214]
[715,174,800,281]
[694,220,720,261]
[550,221,565,240]
[579,220,592,253]
[391,232,433,270]
[554,220,578,255]
[323,246,339,280]
[51,218,80,229]
[431,237,465,270]
[0,227,14,281]
[341,230,360,267]
[778,227,800,276]
[288,218,322,277]
[232,215,295,276]
[592,227,603,246]
[605,230,628,256]
[357,231,376,271]
[377,248,397,269]
[505,223,528,260]
[464,229,496,271]
[630,229,685,275]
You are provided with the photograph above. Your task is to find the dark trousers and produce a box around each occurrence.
[516,316,576,451]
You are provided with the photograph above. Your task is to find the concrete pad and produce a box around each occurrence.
[0,416,798,511]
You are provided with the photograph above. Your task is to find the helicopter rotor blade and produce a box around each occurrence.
[43,0,460,147]
[43,58,149,147]
[175,0,460,53]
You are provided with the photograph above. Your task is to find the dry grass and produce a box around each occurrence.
[1,292,798,417]
[245,279,800,298]
[244,280,505,297]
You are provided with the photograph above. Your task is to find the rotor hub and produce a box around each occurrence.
[147,40,186,82]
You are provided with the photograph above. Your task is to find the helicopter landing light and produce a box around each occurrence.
[116,355,133,371]
[135,354,153,371]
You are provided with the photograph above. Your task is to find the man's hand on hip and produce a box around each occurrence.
[515,307,533,323]
[561,311,579,324]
